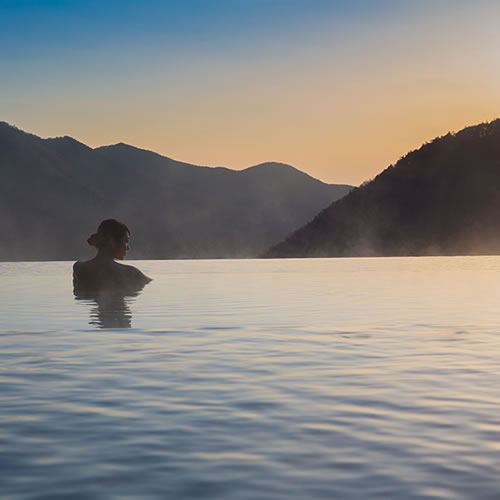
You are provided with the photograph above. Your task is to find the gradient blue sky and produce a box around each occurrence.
[2,0,499,184]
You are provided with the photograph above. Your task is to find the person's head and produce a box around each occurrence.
[88,219,130,259]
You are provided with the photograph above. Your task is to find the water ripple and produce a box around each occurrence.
[2,258,500,498]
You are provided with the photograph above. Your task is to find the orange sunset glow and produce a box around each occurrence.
[2,1,499,184]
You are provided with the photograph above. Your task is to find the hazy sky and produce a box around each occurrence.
[2,0,499,185]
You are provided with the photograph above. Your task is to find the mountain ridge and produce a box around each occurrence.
[265,119,500,258]
[0,121,352,261]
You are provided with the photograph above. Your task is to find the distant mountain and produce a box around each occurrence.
[0,122,351,260]
[266,119,500,258]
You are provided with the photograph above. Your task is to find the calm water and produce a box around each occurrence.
[1,257,500,499]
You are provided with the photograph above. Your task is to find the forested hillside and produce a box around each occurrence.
[266,120,500,257]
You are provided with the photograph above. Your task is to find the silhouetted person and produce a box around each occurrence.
[73,219,152,294]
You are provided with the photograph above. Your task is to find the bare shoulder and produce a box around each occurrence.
[118,262,152,284]
[73,259,97,276]
[74,259,93,268]
[73,260,88,275]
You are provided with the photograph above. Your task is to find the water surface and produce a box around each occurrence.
[1,257,500,498]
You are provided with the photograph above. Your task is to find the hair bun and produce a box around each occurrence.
[87,233,99,247]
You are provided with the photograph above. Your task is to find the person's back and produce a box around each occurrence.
[73,219,151,294]
[73,258,151,292]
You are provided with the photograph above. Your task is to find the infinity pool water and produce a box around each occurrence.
[1,257,500,498]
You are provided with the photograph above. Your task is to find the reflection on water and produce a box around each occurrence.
[74,291,138,329]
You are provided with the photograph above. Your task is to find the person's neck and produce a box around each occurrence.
[96,249,116,260]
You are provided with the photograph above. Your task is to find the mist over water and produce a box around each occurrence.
[2,257,500,498]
